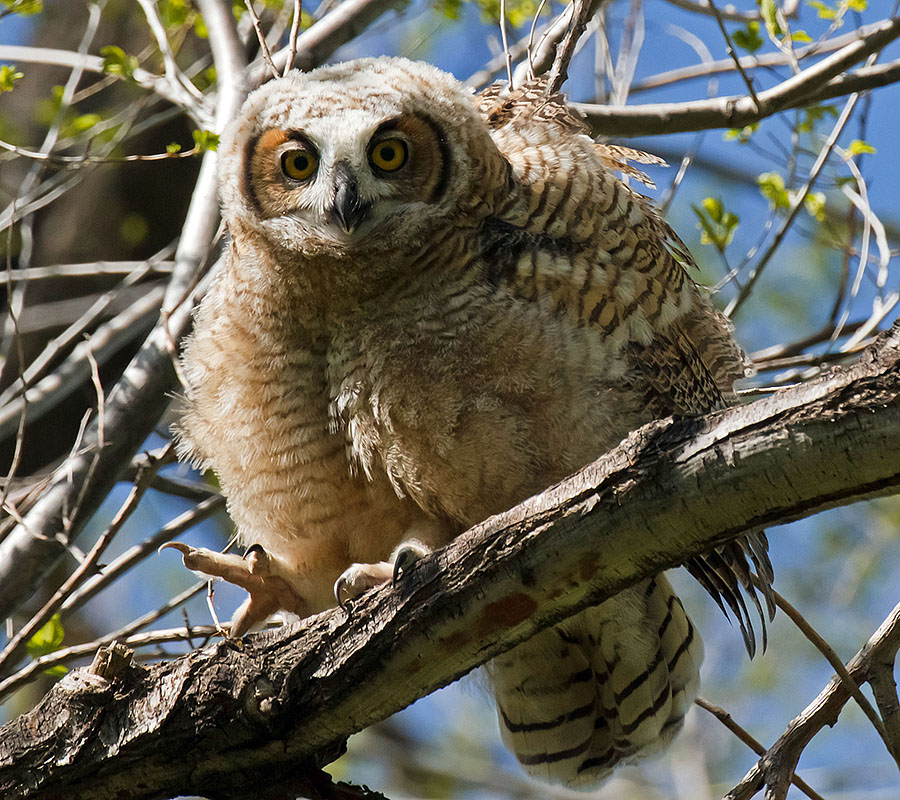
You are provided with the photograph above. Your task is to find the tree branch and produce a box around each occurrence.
[574,16,900,137]
[725,596,900,800]
[2,322,899,800]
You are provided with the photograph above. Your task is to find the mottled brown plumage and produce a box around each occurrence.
[170,58,773,787]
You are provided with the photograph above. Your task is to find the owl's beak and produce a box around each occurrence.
[329,164,371,235]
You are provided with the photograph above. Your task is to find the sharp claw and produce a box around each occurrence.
[392,545,424,585]
[159,541,191,557]
[243,543,269,575]
[244,543,265,559]
[333,576,349,612]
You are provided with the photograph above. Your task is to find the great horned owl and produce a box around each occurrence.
[169,57,774,788]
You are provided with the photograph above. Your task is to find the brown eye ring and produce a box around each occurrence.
[369,138,408,173]
[281,148,318,182]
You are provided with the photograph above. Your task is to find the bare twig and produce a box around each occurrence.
[695,698,826,800]
[867,660,900,760]
[0,616,223,704]
[706,0,760,109]
[0,285,165,442]
[0,46,202,123]
[660,0,764,22]
[725,91,859,317]
[284,0,303,76]
[545,0,599,96]
[499,0,513,87]
[768,586,897,764]
[629,28,872,95]
[725,599,900,800]
[0,260,174,284]
[136,0,206,108]
[60,493,225,616]
[252,0,410,82]
[0,446,169,677]
[244,0,279,79]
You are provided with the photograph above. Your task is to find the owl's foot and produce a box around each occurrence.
[391,540,431,582]
[161,542,306,638]
[333,539,433,610]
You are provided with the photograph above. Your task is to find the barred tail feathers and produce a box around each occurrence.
[492,576,703,788]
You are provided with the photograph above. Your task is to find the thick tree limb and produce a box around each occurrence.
[1,323,898,800]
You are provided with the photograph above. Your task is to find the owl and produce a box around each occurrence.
[169,57,774,788]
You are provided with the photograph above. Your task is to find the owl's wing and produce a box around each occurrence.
[476,80,774,655]
[627,326,775,655]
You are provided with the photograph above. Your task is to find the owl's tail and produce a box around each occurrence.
[491,575,703,788]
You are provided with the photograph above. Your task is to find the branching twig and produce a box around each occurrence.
[768,586,897,764]
[545,0,600,96]
[706,0,760,109]
[244,0,279,79]
[725,598,900,800]
[725,91,859,317]
[0,446,170,677]
[576,16,900,137]
[694,698,825,800]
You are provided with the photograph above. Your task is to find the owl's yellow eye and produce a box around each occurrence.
[281,148,318,181]
[370,138,408,172]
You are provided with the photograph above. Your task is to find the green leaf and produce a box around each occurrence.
[807,0,837,19]
[65,113,102,135]
[798,104,838,133]
[758,171,790,210]
[100,45,139,84]
[436,0,463,18]
[724,122,758,143]
[804,191,826,221]
[166,141,183,154]
[791,29,813,43]
[193,65,217,92]
[732,21,764,53]
[692,196,739,249]
[0,64,23,92]
[44,664,68,678]
[192,129,219,152]
[1,0,42,15]
[848,0,867,10]
[760,0,784,38]
[848,139,876,156]
[159,0,190,27]
[27,613,65,658]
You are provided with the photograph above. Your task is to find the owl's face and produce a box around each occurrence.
[220,58,499,258]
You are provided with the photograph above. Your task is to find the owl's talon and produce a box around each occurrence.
[161,541,307,637]
[333,576,351,611]
[333,561,394,609]
[391,541,432,584]
[244,543,267,562]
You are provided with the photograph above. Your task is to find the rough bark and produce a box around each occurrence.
[1,322,899,800]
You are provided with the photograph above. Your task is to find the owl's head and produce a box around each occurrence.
[219,57,504,259]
